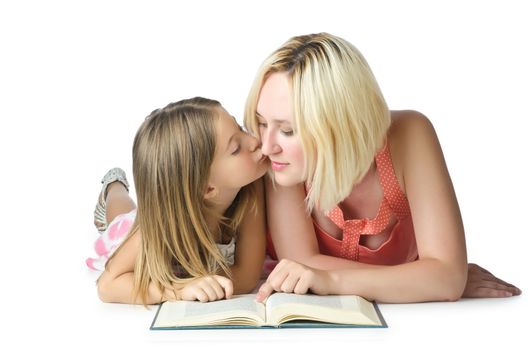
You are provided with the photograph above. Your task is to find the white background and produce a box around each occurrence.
[0,1,526,349]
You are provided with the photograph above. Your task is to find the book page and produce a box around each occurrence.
[152,294,266,328]
[266,293,342,311]
[265,293,382,326]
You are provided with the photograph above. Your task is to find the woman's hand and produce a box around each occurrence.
[255,259,333,302]
[463,263,521,298]
[172,275,234,302]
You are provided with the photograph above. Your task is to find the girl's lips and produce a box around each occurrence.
[271,161,288,171]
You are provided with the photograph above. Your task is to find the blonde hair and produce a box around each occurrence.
[245,33,390,213]
[109,97,256,305]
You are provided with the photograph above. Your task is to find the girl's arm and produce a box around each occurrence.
[97,230,166,304]
[97,230,235,304]
[263,111,468,303]
[227,178,267,294]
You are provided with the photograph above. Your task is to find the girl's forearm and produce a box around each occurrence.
[226,265,261,294]
[326,258,467,303]
[97,272,166,304]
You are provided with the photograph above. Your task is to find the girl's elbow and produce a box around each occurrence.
[237,285,255,295]
[238,277,260,294]
[97,275,116,303]
[97,280,112,303]
[233,271,261,295]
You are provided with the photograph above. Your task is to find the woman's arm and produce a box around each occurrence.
[331,111,468,302]
[228,178,267,294]
[376,111,468,301]
[262,111,468,302]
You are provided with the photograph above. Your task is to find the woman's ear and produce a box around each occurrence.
[204,184,219,199]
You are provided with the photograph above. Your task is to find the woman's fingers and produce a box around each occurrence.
[464,263,522,298]
[256,282,274,302]
[255,259,316,301]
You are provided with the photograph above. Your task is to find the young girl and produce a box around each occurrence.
[244,33,521,303]
[86,97,269,305]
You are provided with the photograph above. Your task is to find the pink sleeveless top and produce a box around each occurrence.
[266,142,418,266]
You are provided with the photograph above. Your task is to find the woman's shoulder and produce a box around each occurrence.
[389,110,433,130]
[388,110,437,145]
[387,110,440,191]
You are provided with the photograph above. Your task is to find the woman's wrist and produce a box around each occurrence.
[325,270,341,294]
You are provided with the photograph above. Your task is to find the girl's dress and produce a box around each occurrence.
[86,210,235,271]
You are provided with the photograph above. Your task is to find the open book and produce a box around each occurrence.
[150,293,386,329]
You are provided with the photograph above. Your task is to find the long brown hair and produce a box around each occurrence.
[108,97,256,305]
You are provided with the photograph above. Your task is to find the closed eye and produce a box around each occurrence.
[231,144,241,155]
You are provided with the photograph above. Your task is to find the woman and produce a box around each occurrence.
[244,33,521,303]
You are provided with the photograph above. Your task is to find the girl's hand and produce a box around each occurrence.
[178,275,234,302]
[255,259,332,302]
[463,263,521,298]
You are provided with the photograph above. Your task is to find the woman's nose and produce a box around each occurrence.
[260,129,281,156]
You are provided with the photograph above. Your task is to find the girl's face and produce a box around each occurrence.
[209,107,269,191]
[256,72,306,187]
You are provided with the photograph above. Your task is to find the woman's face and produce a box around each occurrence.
[256,72,306,187]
